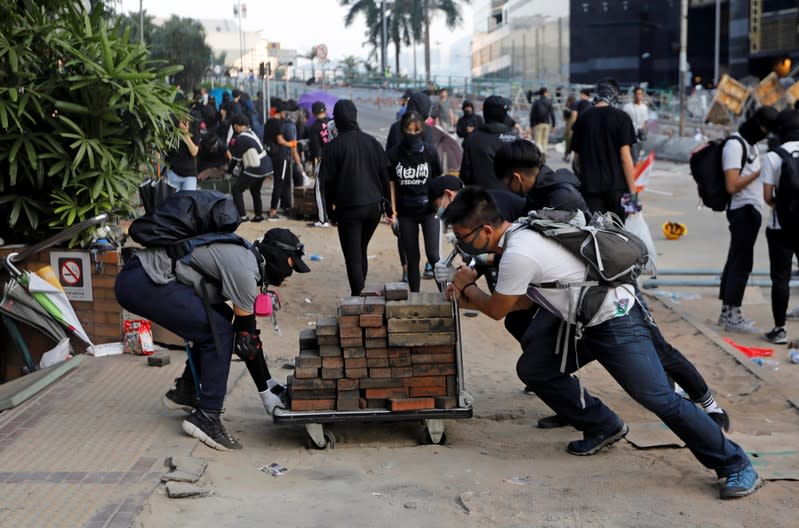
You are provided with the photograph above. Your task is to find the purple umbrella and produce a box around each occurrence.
[298,91,339,126]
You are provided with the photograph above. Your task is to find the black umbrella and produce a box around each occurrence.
[139,178,177,215]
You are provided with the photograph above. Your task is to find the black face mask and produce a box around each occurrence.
[401,132,423,152]
[257,243,293,286]
[739,118,767,145]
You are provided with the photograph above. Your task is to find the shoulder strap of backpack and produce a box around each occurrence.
[726,135,752,167]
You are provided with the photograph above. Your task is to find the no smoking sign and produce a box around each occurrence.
[59,258,83,287]
[50,251,93,301]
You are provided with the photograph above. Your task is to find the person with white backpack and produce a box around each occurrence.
[228,113,273,222]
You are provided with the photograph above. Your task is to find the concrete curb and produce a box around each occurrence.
[643,292,799,412]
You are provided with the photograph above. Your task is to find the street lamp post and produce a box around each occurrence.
[381,0,388,75]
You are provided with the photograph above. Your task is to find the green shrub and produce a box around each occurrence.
[0,0,185,245]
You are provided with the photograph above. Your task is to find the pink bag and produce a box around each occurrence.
[254,293,273,317]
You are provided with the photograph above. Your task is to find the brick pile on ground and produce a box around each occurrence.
[291,187,318,220]
[287,282,459,412]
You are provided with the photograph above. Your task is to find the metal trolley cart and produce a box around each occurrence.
[273,298,473,449]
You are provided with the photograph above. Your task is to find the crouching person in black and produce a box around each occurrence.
[115,228,310,451]
[441,187,761,500]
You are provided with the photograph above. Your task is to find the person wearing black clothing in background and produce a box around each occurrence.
[165,117,199,191]
[321,100,393,296]
[528,88,556,161]
[308,101,333,227]
[385,92,434,150]
[570,79,637,219]
[459,95,518,189]
[455,100,484,144]
[197,132,228,181]
[387,111,443,292]
[228,114,273,222]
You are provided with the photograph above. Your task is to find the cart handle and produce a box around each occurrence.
[2,213,109,278]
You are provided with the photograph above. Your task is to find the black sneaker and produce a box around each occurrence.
[567,422,629,456]
[708,410,731,432]
[162,377,197,413]
[181,408,242,451]
[251,215,265,223]
[764,327,787,345]
[537,414,570,429]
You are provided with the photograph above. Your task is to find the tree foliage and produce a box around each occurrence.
[0,0,185,244]
[148,15,212,90]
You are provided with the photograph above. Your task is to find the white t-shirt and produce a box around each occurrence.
[760,140,799,230]
[623,102,648,131]
[722,132,763,212]
[494,226,636,327]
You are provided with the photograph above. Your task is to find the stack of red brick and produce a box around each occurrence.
[288,282,459,412]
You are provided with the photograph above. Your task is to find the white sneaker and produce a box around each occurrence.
[721,310,760,334]
[313,221,329,228]
[260,389,285,415]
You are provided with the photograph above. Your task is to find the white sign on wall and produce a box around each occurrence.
[50,251,93,302]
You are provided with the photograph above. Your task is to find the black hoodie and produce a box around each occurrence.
[459,122,518,189]
[525,165,589,214]
[385,92,434,150]
[321,100,392,220]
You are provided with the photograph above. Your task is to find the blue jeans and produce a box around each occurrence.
[583,305,750,477]
[166,169,198,191]
[114,258,233,411]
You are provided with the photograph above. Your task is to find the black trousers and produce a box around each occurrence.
[719,204,761,307]
[232,174,264,217]
[397,211,440,292]
[269,157,289,211]
[336,203,383,296]
[583,190,627,219]
[766,227,799,327]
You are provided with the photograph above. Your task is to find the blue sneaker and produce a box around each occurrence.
[720,463,762,499]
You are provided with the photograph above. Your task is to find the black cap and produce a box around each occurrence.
[232,113,251,127]
[428,175,464,203]
[285,99,299,111]
[483,95,511,123]
[401,89,414,100]
[232,89,241,99]
[261,228,310,273]
[311,101,326,115]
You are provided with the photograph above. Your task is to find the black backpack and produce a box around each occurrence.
[689,136,748,211]
[513,209,650,326]
[129,190,251,266]
[774,147,799,229]
[530,99,549,125]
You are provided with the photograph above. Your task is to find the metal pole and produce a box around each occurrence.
[678,0,688,137]
[262,75,266,125]
[266,68,271,118]
[237,0,244,73]
[642,278,799,289]
[714,0,720,84]
[139,0,144,44]
[381,0,388,75]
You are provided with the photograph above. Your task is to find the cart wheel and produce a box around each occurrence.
[305,424,336,450]
[419,429,448,445]
[323,430,337,449]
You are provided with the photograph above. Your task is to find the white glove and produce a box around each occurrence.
[434,260,456,283]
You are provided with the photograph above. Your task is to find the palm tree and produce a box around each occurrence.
[388,0,423,76]
[421,0,469,82]
[339,1,383,72]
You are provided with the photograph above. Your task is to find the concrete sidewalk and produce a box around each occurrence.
[0,350,244,528]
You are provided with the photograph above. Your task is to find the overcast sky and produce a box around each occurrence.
[117,0,474,61]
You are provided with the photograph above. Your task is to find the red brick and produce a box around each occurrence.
[291,399,336,411]
[337,378,359,391]
[383,282,409,301]
[321,356,344,369]
[99,251,120,264]
[364,338,388,349]
[340,337,364,348]
[365,347,389,359]
[93,299,122,313]
[287,375,336,390]
[321,368,344,379]
[389,356,411,367]
[366,357,389,368]
[410,353,456,365]
[295,354,321,369]
[402,376,446,388]
[358,378,403,389]
[413,364,457,376]
[363,296,386,314]
[336,397,360,411]
[339,326,363,339]
[317,335,340,346]
[388,348,410,359]
[369,367,392,378]
[338,314,360,327]
[364,388,409,399]
[389,397,435,412]
[345,367,368,379]
[319,345,342,357]
[344,357,366,369]
[410,386,447,397]
[447,375,458,396]
[289,389,337,400]
[391,367,414,378]
[359,397,370,409]
[366,399,388,408]
[316,316,339,335]
[359,314,384,328]
[342,347,366,359]
[360,285,384,297]
[364,326,388,338]
[294,367,320,379]
[92,276,117,289]
[339,296,364,315]
[411,345,454,354]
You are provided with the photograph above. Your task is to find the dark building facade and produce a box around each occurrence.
[570,0,798,88]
